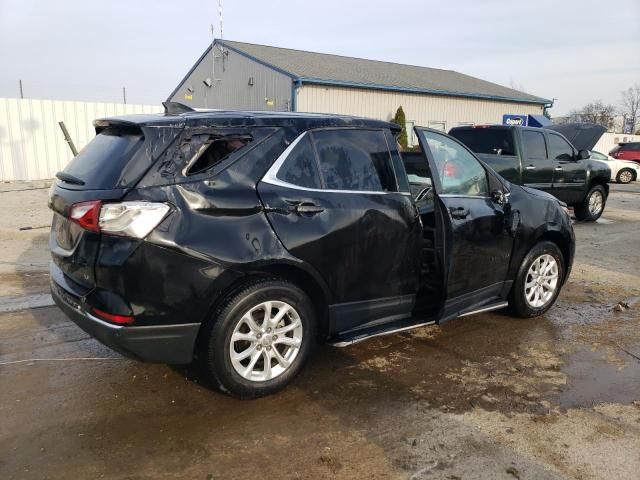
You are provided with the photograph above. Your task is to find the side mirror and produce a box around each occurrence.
[491,190,508,206]
[578,149,590,160]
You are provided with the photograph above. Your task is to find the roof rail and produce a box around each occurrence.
[162,101,195,115]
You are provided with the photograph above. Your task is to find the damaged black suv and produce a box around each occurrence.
[50,103,574,398]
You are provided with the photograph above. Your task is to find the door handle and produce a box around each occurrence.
[525,165,536,170]
[554,166,563,171]
[295,202,324,215]
[449,206,469,219]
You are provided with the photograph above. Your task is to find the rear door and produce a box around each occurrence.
[546,131,586,204]
[520,129,554,191]
[258,128,421,333]
[414,127,515,314]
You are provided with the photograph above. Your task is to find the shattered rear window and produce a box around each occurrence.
[184,136,253,175]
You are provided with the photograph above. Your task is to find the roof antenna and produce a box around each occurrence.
[218,0,226,72]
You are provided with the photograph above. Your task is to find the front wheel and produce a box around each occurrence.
[509,241,565,318]
[574,184,606,221]
[198,278,316,399]
[616,168,635,184]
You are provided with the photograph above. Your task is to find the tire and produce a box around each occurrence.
[574,184,606,221]
[616,168,635,184]
[509,241,565,318]
[198,278,316,399]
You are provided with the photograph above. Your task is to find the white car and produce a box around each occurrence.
[590,150,640,184]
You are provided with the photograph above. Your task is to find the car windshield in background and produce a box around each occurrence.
[60,128,144,189]
[450,129,515,156]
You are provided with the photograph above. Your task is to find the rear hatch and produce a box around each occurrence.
[50,118,183,291]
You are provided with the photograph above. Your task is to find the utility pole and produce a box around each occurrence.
[122,87,127,104]
[19,79,24,99]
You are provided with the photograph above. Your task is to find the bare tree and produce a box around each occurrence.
[567,100,617,130]
[620,84,640,133]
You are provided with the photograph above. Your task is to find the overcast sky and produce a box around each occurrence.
[1,0,638,116]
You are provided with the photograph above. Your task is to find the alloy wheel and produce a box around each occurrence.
[619,170,633,184]
[229,300,303,382]
[524,254,559,308]
[588,190,604,216]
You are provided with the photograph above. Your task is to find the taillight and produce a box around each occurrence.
[92,307,135,325]
[99,202,171,238]
[68,201,170,238]
[69,200,102,232]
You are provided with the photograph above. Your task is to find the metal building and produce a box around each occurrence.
[169,40,551,141]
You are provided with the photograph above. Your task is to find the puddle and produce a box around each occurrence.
[555,345,640,409]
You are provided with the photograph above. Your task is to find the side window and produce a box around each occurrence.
[276,135,321,189]
[548,134,574,160]
[312,129,395,192]
[421,129,489,196]
[184,135,253,175]
[522,131,547,160]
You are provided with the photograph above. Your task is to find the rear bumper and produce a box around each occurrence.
[51,276,200,364]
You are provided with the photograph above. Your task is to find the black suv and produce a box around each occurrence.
[50,103,574,398]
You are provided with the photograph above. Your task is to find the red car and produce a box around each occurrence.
[609,143,640,163]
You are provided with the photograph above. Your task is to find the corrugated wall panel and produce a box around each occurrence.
[297,85,544,144]
[169,47,293,112]
[0,98,163,181]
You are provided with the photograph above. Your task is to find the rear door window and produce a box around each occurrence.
[449,129,515,156]
[548,134,574,160]
[312,129,395,192]
[522,130,548,160]
[276,134,321,189]
[60,127,144,189]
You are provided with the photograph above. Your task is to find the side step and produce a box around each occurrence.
[330,319,436,347]
[457,301,508,317]
[330,301,508,348]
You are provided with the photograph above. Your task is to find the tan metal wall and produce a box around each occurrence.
[296,85,544,144]
[0,98,162,181]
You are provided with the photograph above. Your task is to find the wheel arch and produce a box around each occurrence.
[195,261,332,354]
[534,230,572,284]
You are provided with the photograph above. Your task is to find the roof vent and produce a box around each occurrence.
[162,101,195,115]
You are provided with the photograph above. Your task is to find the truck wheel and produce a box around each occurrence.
[574,185,606,221]
[198,278,316,399]
[616,168,635,184]
[509,241,564,318]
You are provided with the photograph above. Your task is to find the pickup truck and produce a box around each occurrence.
[449,124,611,221]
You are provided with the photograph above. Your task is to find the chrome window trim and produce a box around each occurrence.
[261,131,411,196]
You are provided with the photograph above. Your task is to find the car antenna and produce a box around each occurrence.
[162,102,195,115]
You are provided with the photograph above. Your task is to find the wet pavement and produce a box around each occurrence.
[1,182,639,479]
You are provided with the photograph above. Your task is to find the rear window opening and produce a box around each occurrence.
[60,127,144,190]
[450,129,515,156]
[184,136,253,175]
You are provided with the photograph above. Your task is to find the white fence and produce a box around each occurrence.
[0,98,162,181]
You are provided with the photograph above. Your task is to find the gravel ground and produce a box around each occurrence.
[0,181,639,480]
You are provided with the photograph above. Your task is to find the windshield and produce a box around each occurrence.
[60,128,144,189]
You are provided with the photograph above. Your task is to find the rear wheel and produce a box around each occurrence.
[574,184,606,221]
[509,241,564,318]
[198,278,316,399]
[616,168,634,184]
